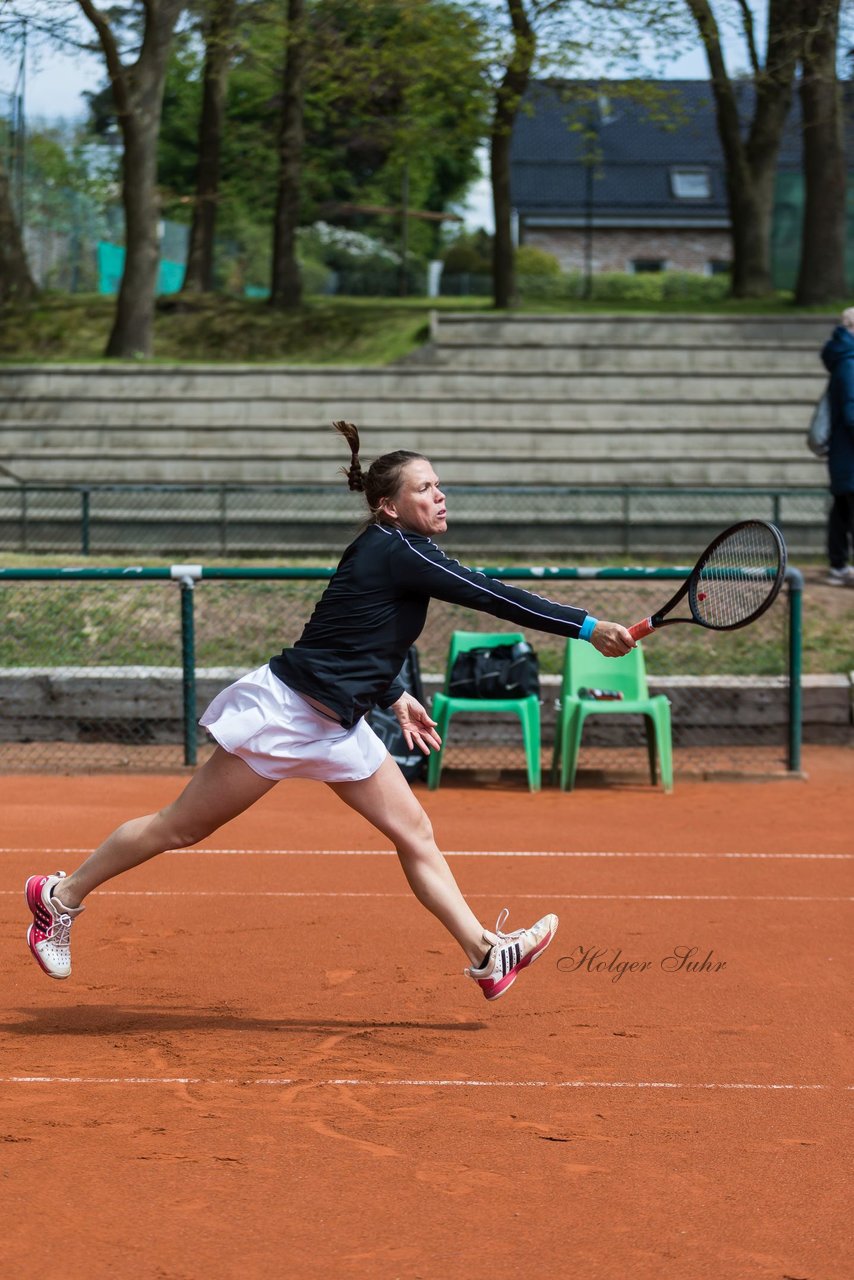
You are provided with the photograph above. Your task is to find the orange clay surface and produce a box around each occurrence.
[1,745,852,1280]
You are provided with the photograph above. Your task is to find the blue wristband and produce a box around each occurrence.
[578,615,598,641]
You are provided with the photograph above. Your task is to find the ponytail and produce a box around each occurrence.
[333,420,365,492]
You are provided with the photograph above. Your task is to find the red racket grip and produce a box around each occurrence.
[628,617,656,640]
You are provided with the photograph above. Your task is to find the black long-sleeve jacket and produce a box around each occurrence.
[270,522,592,728]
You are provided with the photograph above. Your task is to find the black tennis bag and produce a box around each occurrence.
[368,646,427,782]
[448,640,540,699]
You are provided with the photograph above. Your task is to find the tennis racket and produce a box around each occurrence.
[628,520,787,641]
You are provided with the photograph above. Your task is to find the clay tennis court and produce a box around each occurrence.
[2,745,851,1279]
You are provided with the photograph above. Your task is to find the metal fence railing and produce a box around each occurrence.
[0,484,830,558]
[0,565,803,779]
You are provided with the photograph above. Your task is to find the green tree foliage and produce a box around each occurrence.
[514,244,560,275]
[0,1,91,299]
[14,126,119,292]
[151,0,489,287]
[441,228,492,273]
[302,0,488,251]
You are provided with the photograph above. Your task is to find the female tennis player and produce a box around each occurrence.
[25,423,634,1002]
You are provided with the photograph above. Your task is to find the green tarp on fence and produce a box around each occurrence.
[773,173,854,290]
[97,242,185,296]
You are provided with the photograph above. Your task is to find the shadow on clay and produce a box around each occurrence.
[4,1005,488,1036]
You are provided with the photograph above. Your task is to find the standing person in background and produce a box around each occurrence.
[25,422,635,1003]
[827,495,853,586]
[821,309,854,587]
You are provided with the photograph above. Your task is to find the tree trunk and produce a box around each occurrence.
[491,0,535,310]
[183,0,237,294]
[490,116,516,310]
[795,0,846,304]
[727,141,780,297]
[685,0,800,298]
[108,112,165,356]
[77,0,184,357]
[270,0,306,310]
[0,159,37,304]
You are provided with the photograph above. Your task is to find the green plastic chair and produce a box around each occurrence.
[551,641,673,792]
[427,631,541,791]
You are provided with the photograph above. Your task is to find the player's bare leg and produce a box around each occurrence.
[25,748,275,978]
[329,754,490,964]
[59,747,276,906]
[330,755,558,1001]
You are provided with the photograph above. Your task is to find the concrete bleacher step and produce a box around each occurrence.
[428,312,834,347]
[409,343,822,374]
[0,451,821,486]
[0,398,821,428]
[0,424,815,452]
[0,364,826,402]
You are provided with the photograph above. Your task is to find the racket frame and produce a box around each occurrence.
[629,520,787,640]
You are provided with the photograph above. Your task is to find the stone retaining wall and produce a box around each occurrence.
[0,669,849,748]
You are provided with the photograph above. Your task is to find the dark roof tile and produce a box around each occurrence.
[510,79,849,223]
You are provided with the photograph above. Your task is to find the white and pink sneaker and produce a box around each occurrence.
[465,909,558,1001]
[25,872,83,979]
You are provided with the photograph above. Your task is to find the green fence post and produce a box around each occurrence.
[622,488,631,556]
[172,565,202,767]
[786,568,803,774]
[219,485,228,557]
[81,488,91,556]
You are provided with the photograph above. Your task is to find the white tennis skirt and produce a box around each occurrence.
[199,663,387,782]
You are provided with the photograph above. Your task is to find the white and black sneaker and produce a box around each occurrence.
[465,909,558,1001]
[827,566,854,587]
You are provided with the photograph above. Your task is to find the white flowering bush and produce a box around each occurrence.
[296,222,428,295]
[298,222,400,269]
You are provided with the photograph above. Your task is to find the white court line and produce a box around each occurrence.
[0,1075,846,1091]
[0,847,850,860]
[1,889,850,902]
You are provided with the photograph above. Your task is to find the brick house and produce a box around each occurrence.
[509,79,817,279]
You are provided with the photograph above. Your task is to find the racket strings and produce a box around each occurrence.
[692,524,782,627]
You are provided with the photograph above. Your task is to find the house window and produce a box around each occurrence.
[707,259,731,276]
[631,259,666,273]
[671,167,712,199]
